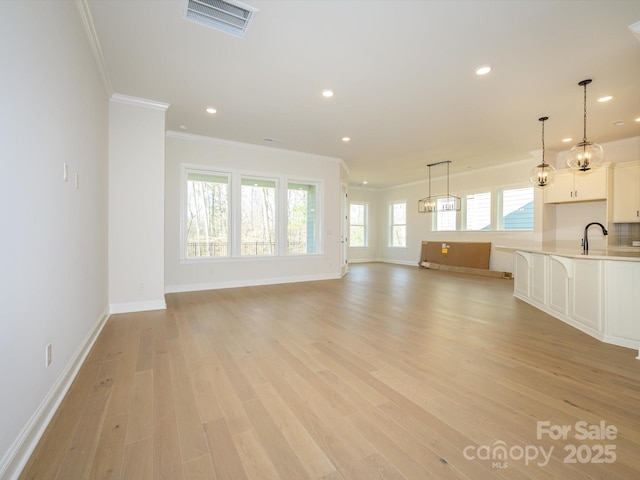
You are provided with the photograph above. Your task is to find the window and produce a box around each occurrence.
[389,202,406,247]
[241,177,277,256]
[435,198,457,231]
[500,187,534,230]
[186,171,229,257]
[349,203,367,247]
[287,182,318,254]
[183,167,323,259]
[465,192,492,230]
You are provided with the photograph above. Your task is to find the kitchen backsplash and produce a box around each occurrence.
[611,223,640,247]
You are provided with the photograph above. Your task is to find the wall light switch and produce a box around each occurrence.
[74,173,79,189]
[63,163,68,182]
[45,344,52,367]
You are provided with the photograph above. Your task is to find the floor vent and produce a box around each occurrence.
[182,0,258,38]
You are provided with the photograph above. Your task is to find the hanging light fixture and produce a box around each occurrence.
[529,116,556,187]
[566,79,604,171]
[418,161,460,213]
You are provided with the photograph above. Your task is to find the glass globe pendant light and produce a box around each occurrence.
[566,79,604,171]
[530,116,555,187]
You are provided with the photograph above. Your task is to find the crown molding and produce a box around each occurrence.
[75,0,112,95]
[110,94,169,111]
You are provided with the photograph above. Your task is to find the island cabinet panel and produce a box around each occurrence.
[513,249,640,357]
[548,256,570,316]
[514,251,531,297]
[531,253,547,305]
[572,259,602,331]
[605,261,640,344]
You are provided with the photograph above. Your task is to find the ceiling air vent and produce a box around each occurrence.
[182,0,258,38]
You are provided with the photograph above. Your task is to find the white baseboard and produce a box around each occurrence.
[165,272,341,293]
[347,258,382,264]
[109,298,167,314]
[0,310,110,480]
[380,258,419,266]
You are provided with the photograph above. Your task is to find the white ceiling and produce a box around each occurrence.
[86,0,640,188]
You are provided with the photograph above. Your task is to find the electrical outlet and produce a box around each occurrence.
[45,344,52,367]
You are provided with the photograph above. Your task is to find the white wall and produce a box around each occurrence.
[108,96,168,313]
[165,132,343,291]
[0,2,109,477]
[347,187,381,262]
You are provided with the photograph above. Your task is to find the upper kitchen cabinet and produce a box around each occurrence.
[612,161,640,223]
[544,165,610,204]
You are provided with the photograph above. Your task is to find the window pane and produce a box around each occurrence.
[241,177,276,256]
[436,198,456,231]
[392,225,406,247]
[349,203,367,247]
[502,187,534,230]
[390,202,406,247]
[466,192,491,230]
[186,172,229,257]
[287,183,317,254]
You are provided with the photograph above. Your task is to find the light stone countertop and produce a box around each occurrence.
[495,245,640,262]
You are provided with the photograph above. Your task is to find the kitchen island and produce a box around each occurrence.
[509,247,640,359]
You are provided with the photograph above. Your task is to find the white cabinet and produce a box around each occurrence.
[612,161,640,223]
[572,259,602,330]
[546,256,602,331]
[513,250,639,357]
[514,252,547,303]
[548,256,570,316]
[605,261,640,347]
[544,167,609,204]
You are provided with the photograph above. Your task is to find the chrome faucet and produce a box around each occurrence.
[582,222,608,253]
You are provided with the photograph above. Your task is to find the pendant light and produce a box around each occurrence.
[418,161,460,213]
[566,79,604,171]
[529,116,556,187]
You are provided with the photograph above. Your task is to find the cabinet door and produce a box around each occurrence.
[530,253,547,305]
[548,256,571,315]
[605,261,640,342]
[572,259,602,330]
[544,171,574,204]
[612,162,640,223]
[573,168,608,202]
[514,251,531,297]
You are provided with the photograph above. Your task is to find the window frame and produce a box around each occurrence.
[182,168,231,259]
[180,165,324,262]
[464,191,492,231]
[349,202,368,248]
[286,180,321,255]
[388,200,407,248]
[497,185,534,231]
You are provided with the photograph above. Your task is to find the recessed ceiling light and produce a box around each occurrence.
[597,95,613,103]
[475,65,492,75]
[635,117,640,123]
[562,137,573,143]
[322,89,334,98]
[206,107,217,114]
[342,137,350,142]
[362,181,368,185]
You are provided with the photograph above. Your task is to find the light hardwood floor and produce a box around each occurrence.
[19,263,640,479]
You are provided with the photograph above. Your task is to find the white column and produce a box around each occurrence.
[108,94,169,313]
